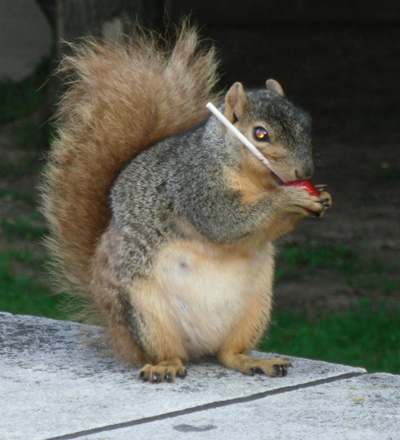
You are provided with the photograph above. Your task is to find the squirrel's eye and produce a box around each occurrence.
[253,127,270,142]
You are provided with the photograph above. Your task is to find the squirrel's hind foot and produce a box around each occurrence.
[218,352,292,378]
[139,359,187,383]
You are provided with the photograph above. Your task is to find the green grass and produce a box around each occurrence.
[347,274,400,296]
[0,57,50,126]
[276,242,360,279]
[0,189,37,206]
[0,145,46,179]
[276,241,399,296]
[260,299,400,374]
[266,241,400,374]
[0,119,50,179]
[17,120,52,150]
[1,214,47,240]
[0,249,66,319]
[0,56,62,320]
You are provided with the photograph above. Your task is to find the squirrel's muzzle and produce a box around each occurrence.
[295,162,314,180]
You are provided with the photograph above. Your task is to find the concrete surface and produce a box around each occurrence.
[87,373,400,440]
[2,311,399,440]
[0,0,52,81]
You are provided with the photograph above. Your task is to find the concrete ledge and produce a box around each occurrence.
[1,312,398,440]
[94,373,400,440]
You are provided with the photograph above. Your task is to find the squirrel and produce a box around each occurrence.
[41,24,332,383]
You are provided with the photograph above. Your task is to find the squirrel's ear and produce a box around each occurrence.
[225,82,248,123]
[266,79,284,96]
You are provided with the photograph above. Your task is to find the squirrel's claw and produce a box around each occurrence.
[139,361,187,383]
[319,191,332,209]
[272,363,292,377]
[309,190,332,218]
[176,367,188,378]
[315,184,327,193]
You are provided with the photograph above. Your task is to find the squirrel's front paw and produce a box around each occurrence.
[281,186,323,216]
[314,186,332,218]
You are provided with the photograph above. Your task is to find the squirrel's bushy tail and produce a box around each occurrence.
[41,25,221,306]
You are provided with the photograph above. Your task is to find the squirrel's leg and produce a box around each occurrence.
[125,279,189,383]
[91,224,188,383]
[216,288,292,378]
[94,276,188,383]
[91,225,150,366]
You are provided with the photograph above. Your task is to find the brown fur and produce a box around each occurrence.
[89,221,149,364]
[91,212,283,377]
[225,162,307,242]
[41,25,331,382]
[40,24,221,312]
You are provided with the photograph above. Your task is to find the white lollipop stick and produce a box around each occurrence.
[206,102,287,183]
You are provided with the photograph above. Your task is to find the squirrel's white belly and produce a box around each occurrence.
[152,238,274,355]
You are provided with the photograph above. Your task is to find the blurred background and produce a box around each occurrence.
[0,0,399,373]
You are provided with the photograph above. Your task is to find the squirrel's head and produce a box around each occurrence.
[223,80,313,184]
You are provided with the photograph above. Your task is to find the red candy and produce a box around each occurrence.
[285,179,319,197]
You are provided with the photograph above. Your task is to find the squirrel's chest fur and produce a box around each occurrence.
[94,218,275,358]
[150,222,275,355]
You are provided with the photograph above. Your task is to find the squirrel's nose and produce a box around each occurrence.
[295,163,314,180]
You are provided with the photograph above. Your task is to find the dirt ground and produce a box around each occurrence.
[1,22,399,316]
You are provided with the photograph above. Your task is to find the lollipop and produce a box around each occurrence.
[284,179,319,197]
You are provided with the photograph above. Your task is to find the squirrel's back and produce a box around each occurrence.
[40,25,221,305]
